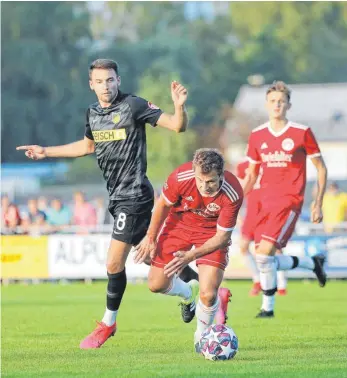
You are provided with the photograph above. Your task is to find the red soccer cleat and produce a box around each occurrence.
[80,321,116,349]
[277,289,287,296]
[249,282,261,296]
[214,287,232,324]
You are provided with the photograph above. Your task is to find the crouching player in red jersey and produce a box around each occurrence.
[134,149,243,351]
[243,81,328,318]
[236,160,288,296]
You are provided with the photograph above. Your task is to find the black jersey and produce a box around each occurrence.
[85,91,162,200]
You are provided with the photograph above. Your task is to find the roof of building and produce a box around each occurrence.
[233,83,347,141]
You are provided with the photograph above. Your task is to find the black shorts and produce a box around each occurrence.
[108,197,154,245]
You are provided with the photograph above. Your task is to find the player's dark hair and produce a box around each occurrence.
[266,81,291,102]
[193,148,224,176]
[89,59,119,78]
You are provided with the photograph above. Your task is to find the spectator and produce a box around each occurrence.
[72,191,97,230]
[1,195,21,233]
[94,196,109,225]
[27,198,47,226]
[21,198,48,236]
[46,198,71,230]
[322,182,347,233]
[37,196,49,213]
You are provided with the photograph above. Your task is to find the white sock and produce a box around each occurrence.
[276,255,314,270]
[277,271,287,290]
[262,295,275,312]
[256,254,277,312]
[162,275,192,301]
[102,308,118,326]
[196,299,220,338]
[243,252,260,282]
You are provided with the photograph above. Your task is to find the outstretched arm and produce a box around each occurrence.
[16,136,95,160]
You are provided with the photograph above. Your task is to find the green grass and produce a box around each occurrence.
[2,281,347,377]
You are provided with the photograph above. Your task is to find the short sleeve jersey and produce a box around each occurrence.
[162,162,243,234]
[85,91,163,200]
[246,121,321,206]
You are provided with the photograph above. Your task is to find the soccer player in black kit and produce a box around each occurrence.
[17,59,198,349]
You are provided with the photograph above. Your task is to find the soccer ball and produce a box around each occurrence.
[198,324,238,361]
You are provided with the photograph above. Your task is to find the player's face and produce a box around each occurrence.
[195,167,222,197]
[266,91,291,120]
[89,69,120,106]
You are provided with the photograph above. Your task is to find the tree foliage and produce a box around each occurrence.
[2,1,347,187]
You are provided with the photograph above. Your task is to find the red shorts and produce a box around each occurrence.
[152,222,229,270]
[241,190,261,241]
[254,201,300,249]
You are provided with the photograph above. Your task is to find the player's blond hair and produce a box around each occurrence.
[266,81,291,102]
[193,148,224,176]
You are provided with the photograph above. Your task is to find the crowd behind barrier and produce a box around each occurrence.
[1,186,347,282]
[2,182,347,236]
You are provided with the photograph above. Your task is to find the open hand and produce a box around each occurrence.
[171,81,188,106]
[164,251,194,278]
[133,235,157,264]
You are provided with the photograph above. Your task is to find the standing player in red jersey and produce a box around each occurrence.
[134,149,243,350]
[236,160,288,296]
[243,81,328,318]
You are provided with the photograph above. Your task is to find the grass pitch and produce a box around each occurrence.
[2,280,347,377]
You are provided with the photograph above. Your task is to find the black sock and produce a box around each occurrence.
[107,269,127,311]
[179,265,199,283]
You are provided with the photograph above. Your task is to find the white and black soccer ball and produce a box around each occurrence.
[199,324,238,361]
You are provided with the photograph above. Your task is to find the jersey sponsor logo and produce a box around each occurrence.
[261,151,293,167]
[163,181,169,190]
[112,113,121,124]
[191,207,220,218]
[207,203,221,212]
[282,138,294,151]
[148,102,159,110]
[92,129,127,143]
[261,142,268,149]
[185,196,194,201]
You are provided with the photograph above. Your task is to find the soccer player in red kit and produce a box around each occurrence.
[236,160,288,296]
[134,149,243,350]
[243,81,328,318]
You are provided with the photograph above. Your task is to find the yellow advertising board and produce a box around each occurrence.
[1,235,49,278]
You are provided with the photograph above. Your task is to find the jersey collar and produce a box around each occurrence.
[267,121,291,137]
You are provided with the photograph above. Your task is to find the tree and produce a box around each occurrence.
[230,2,347,82]
[1,2,92,163]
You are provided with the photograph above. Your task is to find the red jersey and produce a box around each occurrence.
[162,161,243,234]
[246,121,321,207]
[236,160,262,192]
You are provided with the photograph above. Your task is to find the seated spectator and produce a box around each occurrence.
[72,191,97,231]
[37,196,49,213]
[1,195,21,233]
[322,182,347,233]
[27,198,47,226]
[46,198,71,230]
